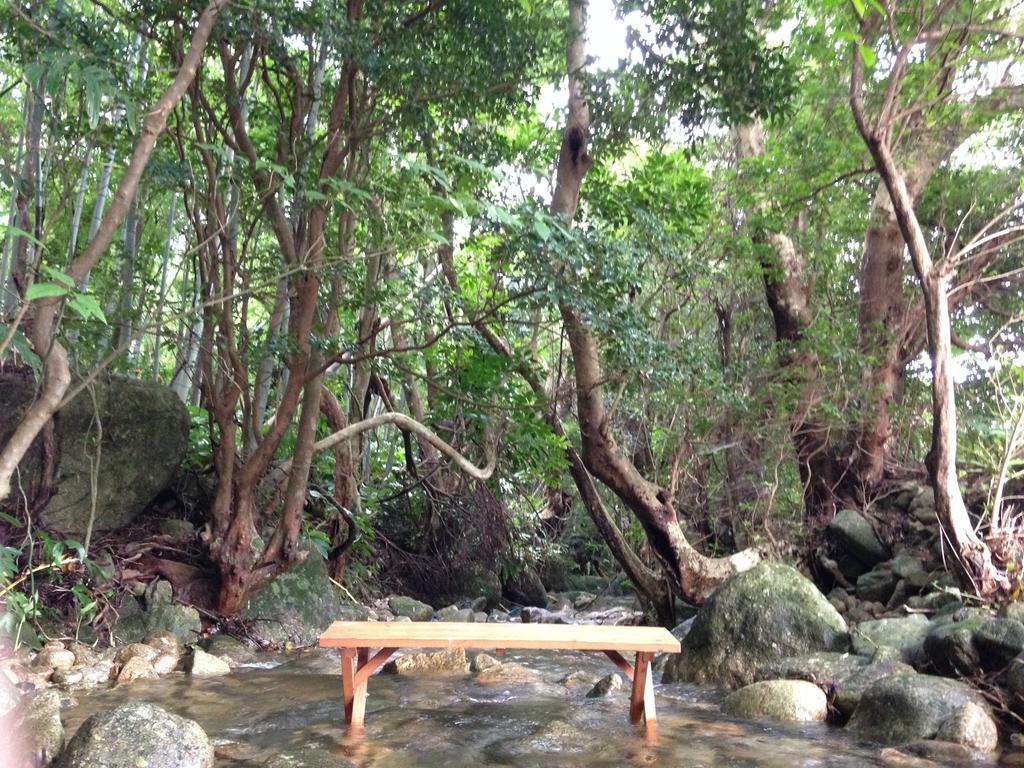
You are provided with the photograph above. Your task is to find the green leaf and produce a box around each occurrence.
[68,294,107,323]
[858,43,877,68]
[41,266,75,288]
[25,283,68,300]
[2,225,44,248]
[0,323,41,376]
[533,217,551,241]
[850,0,866,18]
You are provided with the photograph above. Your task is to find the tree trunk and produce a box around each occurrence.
[733,119,847,521]
[850,44,1003,596]
[554,0,758,605]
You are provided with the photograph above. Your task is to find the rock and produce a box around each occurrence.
[68,643,99,667]
[54,702,214,768]
[908,488,937,525]
[888,552,932,589]
[52,668,85,688]
[24,689,64,765]
[32,647,76,672]
[0,374,190,535]
[898,741,976,765]
[159,519,196,541]
[856,569,900,604]
[473,611,489,623]
[664,563,849,687]
[906,591,961,613]
[935,702,999,753]
[153,653,179,675]
[188,648,231,677]
[520,606,570,624]
[470,653,503,673]
[436,605,474,622]
[755,651,868,687]
[113,642,159,671]
[116,656,158,684]
[847,672,991,745]
[585,673,624,698]
[503,568,548,608]
[1006,656,1024,710]
[112,582,202,647]
[722,680,828,723]
[974,617,1024,668]
[832,660,915,719]
[922,617,983,675]
[202,635,256,666]
[471,654,541,683]
[885,580,914,611]
[144,630,182,658]
[387,596,434,622]
[852,615,930,665]
[243,555,369,644]
[827,509,890,568]
[463,570,503,611]
[382,648,468,675]
[1000,602,1024,623]
[889,485,919,513]
[559,670,601,688]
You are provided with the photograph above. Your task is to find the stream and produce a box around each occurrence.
[60,647,895,767]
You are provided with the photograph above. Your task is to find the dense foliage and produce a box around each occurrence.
[0,0,1021,641]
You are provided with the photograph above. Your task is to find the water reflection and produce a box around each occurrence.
[61,648,890,767]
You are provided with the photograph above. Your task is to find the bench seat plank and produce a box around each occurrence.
[319,621,680,653]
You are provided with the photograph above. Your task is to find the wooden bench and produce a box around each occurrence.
[319,621,680,729]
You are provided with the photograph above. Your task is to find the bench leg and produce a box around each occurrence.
[629,652,656,725]
[341,649,357,723]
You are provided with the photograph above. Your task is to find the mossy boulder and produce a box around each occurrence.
[723,680,828,723]
[827,509,890,569]
[387,596,434,622]
[755,651,868,687]
[242,554,368,645]
[0,373,189,535]
[851,615,930,665]
[663,563,849,688]
[112,581,201,646]
[847,672,992,745]
[55,702,214,768]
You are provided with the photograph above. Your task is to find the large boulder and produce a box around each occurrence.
[242,554,368,645]
[0,373,190,535]
[722,680,828,723]
[847,672,993,746]
[24,689,65,765]
[55,702,214,768]
[663,563,849,688]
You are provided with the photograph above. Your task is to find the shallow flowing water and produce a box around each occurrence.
[59,647,902,767]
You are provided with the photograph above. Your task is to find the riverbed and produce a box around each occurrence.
[60,647,894,767]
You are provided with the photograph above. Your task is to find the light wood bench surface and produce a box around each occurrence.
[319,620,680,730]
